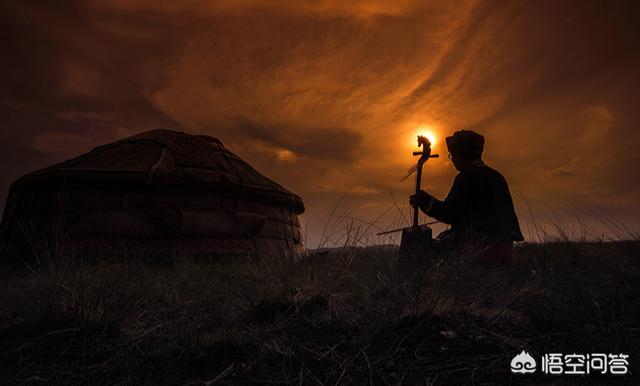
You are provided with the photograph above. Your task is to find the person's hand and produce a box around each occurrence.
[409,190,433,208]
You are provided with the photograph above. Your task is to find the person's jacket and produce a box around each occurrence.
[423,160,524,242]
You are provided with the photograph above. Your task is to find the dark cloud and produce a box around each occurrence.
[232,116,362,162]
[1,0,640,244]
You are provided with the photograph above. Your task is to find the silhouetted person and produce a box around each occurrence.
[410,130,523,262]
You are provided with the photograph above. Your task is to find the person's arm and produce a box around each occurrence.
[424,173,471,225]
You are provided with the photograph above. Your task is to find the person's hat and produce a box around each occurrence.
[446,130,485,160]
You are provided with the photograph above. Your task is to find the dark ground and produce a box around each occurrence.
[0,240,639,385]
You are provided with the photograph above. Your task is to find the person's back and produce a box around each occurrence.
[410,130,523,262]
[442,160,523,243]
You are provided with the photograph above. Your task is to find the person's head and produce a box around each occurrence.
[446,130,484,171]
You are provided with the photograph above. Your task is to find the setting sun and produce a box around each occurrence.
[416,129,437,147]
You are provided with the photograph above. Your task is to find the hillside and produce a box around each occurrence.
[0,241,638,384]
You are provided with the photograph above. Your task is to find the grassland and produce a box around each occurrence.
[0,236,639,385]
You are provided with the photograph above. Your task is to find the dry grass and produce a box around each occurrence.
[0,211,639,384]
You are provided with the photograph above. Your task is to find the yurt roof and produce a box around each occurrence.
[14,129,304,214]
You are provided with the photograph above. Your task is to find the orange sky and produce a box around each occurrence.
[1,0,639,246]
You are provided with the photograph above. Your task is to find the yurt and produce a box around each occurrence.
[0,129,305,258]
